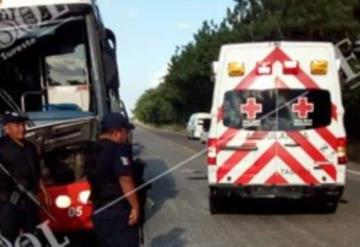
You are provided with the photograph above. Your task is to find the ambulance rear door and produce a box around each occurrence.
[216,43,276,186]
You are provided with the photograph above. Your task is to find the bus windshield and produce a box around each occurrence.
[0,11,92,114]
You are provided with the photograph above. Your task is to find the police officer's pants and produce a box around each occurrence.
[0,200,39,243]
[92,209,139,247]
[0,202,17,243]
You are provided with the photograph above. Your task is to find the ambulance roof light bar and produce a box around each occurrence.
[228,62,245,77]
[311,60,328,75]
[283,60,299,74]
[256,62,272,75]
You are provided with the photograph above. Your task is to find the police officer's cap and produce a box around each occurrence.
[1,112,29,125]
[101,113,134,131]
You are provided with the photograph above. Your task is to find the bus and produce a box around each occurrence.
[0,0,125,232]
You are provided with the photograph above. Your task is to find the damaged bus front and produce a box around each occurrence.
[0,0,124,232]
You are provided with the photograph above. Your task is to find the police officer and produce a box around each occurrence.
[0,112,49,243]
[85,113,140,247]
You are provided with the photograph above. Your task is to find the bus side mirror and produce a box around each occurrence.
[102,28,120,90]
[105,29,117,52]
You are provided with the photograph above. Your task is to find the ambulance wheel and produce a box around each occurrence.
[320,199,339,214]
[209,195,221,214]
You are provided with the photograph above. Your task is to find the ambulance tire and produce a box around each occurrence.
[320,199,339,214]
[209,195,221,214]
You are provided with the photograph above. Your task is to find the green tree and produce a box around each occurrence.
[134,0,360,127]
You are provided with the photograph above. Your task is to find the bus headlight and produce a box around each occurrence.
[79,190,91,204]
[55,195,71,209]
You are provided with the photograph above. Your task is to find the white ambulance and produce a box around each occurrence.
[207,42,347,213]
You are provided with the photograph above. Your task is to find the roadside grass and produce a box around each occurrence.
[133,120,186,134]
[155,123,186,133]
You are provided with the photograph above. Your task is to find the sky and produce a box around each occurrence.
[97,0,235,114]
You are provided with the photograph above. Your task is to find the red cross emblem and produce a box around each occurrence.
[292,97,314,119]
[240,98,263,120]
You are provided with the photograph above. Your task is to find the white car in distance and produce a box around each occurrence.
[186,113,211,140]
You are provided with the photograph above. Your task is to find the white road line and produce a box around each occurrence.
[347,169,360,176]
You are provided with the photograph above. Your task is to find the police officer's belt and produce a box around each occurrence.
[92,183,126,207]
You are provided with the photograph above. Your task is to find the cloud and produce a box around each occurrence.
[97,1,139,19]
[126,9,138,19]
[98,0,114,6]
[175,22,194,31]
[150,65,169,88]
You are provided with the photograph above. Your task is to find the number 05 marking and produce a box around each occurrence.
[68,206,83,218]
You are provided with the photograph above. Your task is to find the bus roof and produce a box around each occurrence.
[0,0,94,9]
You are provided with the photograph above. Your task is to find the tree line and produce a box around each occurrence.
[133,0,360,133]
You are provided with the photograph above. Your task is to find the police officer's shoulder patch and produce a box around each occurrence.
[120,156,130,166]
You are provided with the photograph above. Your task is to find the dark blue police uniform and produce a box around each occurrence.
[0,136,40,243]
[85,139,139,247]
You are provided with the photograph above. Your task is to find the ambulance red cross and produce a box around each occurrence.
[208,42,347,213]
[240,98,262,120]
[292,97,314,119]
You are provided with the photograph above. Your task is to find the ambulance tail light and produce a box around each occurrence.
[256,62,272,75]
[283,60,299,74]
[311,60,328,75]
[337,138,348,165]
[207,138,217,165]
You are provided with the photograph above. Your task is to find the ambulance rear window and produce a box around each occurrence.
[223,89,331,131]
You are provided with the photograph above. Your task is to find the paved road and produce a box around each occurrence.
[134,126,360,247]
